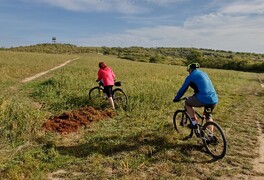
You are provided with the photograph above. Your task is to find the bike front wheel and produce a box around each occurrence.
[173,110,191,137]
[89,87,105,101]
[202,121,227,159]
[112,88,128,109]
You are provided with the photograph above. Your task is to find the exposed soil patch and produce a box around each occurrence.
[42,106,115,134]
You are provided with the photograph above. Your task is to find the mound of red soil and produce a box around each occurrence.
[42,106,115,134]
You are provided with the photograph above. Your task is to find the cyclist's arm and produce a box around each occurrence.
[175,77,191,100]
[112,69,116,80]
[97,69,102,82]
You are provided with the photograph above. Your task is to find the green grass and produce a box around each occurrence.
[0,52,264,179]
[0,51,77,91]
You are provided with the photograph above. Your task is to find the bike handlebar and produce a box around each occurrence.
[173,97,187,102]
[95,81,104,86]
[180,97,188,101]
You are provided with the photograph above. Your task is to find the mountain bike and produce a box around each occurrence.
[173,97,227,159]
[89,81,128,109]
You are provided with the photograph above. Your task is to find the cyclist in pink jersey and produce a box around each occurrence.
[97,62,116,109]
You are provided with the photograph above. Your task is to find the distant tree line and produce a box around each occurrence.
[1,43,263,72]
[1,43,100,54]
[102,46,264,72]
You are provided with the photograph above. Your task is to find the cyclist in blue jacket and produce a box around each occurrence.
[173,63,218,128]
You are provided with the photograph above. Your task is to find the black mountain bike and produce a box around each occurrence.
[173,98,227,159]
[89,81,128,109]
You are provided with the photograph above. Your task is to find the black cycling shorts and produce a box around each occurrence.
[103,85,113,97]
[185,96,216,119]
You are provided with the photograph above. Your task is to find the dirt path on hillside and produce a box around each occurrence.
[254,122,264,176]
[253,75,264,177]
[258,75,264,88]
[21,57,79,83]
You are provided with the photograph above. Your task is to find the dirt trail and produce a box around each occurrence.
[253,122,264,175]
[258,75,264,88]
[253,75,264,177]
[21,57,79,83]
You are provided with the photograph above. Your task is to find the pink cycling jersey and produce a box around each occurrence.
[97,66,115,86]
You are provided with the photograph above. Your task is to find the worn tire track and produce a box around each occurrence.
[21,57,79,83]
[253,74,264,177]
[254,121,264,177]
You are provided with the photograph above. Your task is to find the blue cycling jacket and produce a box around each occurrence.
[175,69,218,105]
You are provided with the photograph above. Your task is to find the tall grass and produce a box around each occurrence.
[0,51,78,142]
[0,53,263,179]
[0,51,77,90]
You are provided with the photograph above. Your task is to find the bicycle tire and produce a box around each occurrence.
[202,121,227,159]
[173,110,191,137]
[88,87,105,101]
[112,88,128,109]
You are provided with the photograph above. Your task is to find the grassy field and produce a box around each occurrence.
[0,51,263,179]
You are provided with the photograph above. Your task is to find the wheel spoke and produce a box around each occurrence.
[173,110,192,138]
[113,89,128,109]
[202,121,227,159]
[89,87,105,102]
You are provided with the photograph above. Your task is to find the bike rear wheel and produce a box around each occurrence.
[202,121,227,159]
[89,87,105,101]
[173,110,191,137]
[112,88,128,109]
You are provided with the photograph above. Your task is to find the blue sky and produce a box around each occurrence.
[1,0,264,53]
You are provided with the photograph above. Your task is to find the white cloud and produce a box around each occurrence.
[21,0,182,14]
[12,0,264,53]
[219,0,264,15]
[76,1,264,53]
[144,0,184,5]
[80,22,264,53]
[20,0,144,14]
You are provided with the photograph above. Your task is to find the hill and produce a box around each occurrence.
[0,52,263,179]
[1,43,264,72]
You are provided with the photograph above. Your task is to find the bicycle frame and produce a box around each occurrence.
[180,98,207,139]
[184,108,205,124]
[97,81,104,89]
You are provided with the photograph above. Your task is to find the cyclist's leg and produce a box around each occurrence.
[204,105,216,133]
[104,86,115,109]
[185,96,204,121]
